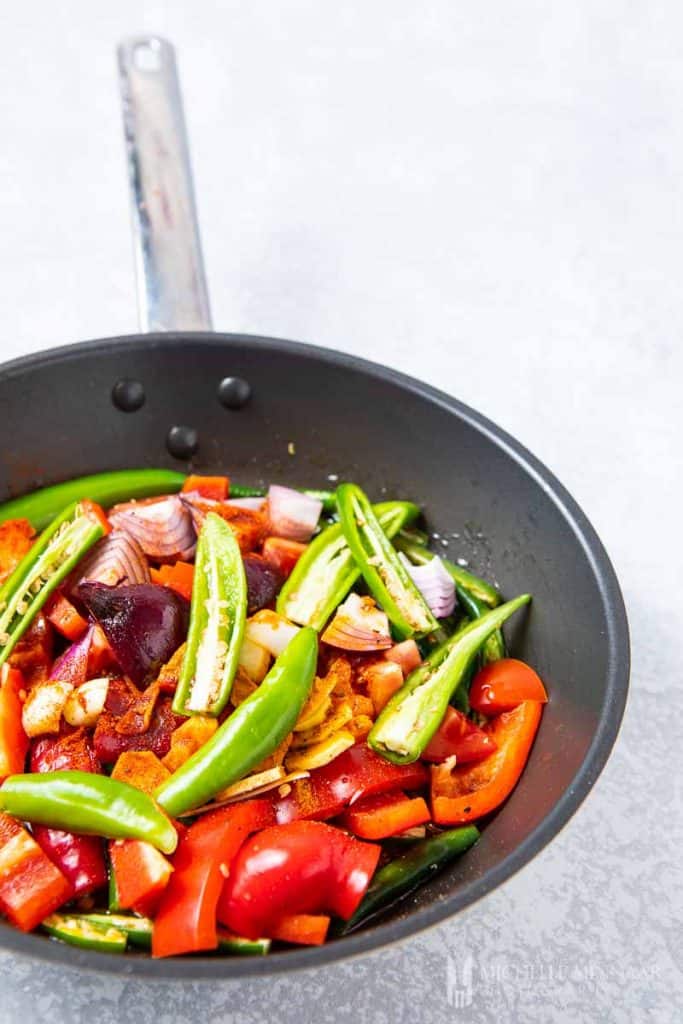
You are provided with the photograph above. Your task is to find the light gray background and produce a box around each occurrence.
[0,2,681,1022]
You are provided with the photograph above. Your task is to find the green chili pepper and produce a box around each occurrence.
[368,593,531,763]
[172,513,247,717]
[277,500,420,630]
[397,526,430,547]
[217,929,271,956]
[229,484,336,512]
[0,501,106,668]
[78,913,153,949]
[394,535,501,608]
[0,469,186,531]
[456,583,505,665]
[157,626,318,817]
[42,913,128,953]
[0,772,177,854]
[339,826,480,934]
[337,484,437,639]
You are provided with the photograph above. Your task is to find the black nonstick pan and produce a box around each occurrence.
[0,36,629,978]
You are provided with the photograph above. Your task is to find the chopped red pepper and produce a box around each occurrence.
[469,659,548,715]
[262,537,307,577]
[0,813,71,930]
[110,839,173,916]
[0,518,35,585]
[45,592,89,642]
[340,790,430,840]
[152,798,274,958]
[217,821,380,940]
[431,700,543,824]
[181,475,230,501]
[9,613,53,688]
[150,561,194,602]
[269,913,330,946]
[274,742,428,824]
[0,666,29,783]
[365,661,405,715]
[422,706,498,764]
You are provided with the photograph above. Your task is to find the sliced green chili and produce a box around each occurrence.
[157,626,318,817]
[0,469,186,531]
[277,500,420,630]
[217,929,271,956]
[456,583,505,665]
[42,913,128,953]
[394,534,501,608]
[172,513,247,717]
[337,484,437,639]
[0,500,106,668]
[368,593,531,763]
[339,826,480,934]
[0,771,177,854]
[79,913,153,949]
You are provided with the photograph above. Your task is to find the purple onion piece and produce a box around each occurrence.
[243,555,284,615]
[109,496,196,563]
[69,530,150,590]
[266,485,322,542]
[49,625,95,686]
[399,553,456,618]
[74,582,189,688]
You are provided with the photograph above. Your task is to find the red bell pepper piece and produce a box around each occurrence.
[45,592,89,642]
[469,658,548,715]
[422,706,498,764]
[152,798,274,958]
[0,813,71,930]
[110,839,173,916]
[0,666,29,782]
[261,537,307,577]
[29,730,107,897]
[273,742,427,824]
[269,913,330,946]
[0,518,34,585]
[384,639,422,676]
[181,475,230,501]
[340,790,430,840]
[150,561,194,602]
[217,820,380,940]
[431,700,543,824]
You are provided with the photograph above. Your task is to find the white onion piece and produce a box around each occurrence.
[399,553,455,618]
[266,485,322,542]
[238,635,271,682]
[109,496,196,563]
[71,530,150,588]
[225,497,266,511]
[245,610,300,656]
[321,593,392,651]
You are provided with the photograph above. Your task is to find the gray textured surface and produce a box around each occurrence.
[0,2,681,1021]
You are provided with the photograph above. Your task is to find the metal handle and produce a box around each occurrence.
[117,36,212,332]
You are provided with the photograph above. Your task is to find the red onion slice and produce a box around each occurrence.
[109,496,196,563]
[225,497,266,511]
[321,593,393,651]
[49,625,95,687]
[399,553,455,618]
[266,485,322,542]
[70,530,150,589]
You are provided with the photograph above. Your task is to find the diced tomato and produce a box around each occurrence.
[274,742,427,824]
[217,821,380,940]
[340,790,430,840]
[431,700,543,824]
[181,475,230,501]
[269,913,330,946]
[365,661,405,715]
[262,537,307,577]
[152,798,274,958]
[0,518,34,585]
[44,592,89,641]
[469,659,548,714]
[110,839,173,916]
[151,561,194,602]
[384,639,422,676]
[0,666,28,782]
[422,706,498,764]
[0,813,72,930]
[80,500,112,535]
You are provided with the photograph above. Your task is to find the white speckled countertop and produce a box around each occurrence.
[0,2,681,1021]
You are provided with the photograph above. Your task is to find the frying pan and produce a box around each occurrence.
[0,36,629,978]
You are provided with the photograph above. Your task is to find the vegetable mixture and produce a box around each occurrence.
[0,470,547,956]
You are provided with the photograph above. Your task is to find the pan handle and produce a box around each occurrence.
[117,36,212,332]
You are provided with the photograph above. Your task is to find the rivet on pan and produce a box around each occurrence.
[111,378,146,412]
[217,376,251,409]
[166,425,199,460]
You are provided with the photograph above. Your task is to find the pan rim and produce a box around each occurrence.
[0,332,630,979]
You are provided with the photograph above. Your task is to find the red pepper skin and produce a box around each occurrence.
[340,790,430,840]
[269,913,330,945]
[422,706,498,764]
[152,798,274,958]
[181,475,230,501]
[0,666,29,782]
[217,821,381,940]
[0,813,71,930]
[469,659,548,715]
[110,839,173,916]
[29,730,107,897]
[273,742,427,823]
